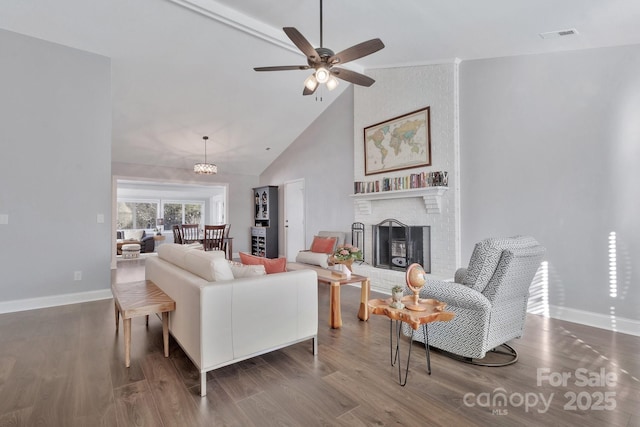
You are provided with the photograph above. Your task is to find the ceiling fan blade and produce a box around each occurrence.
[329,38,385,65]
[283,27,319,62]
[331,68,375,87]
[254,65,310,72]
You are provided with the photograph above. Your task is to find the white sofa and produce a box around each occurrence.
[145,244,318,396]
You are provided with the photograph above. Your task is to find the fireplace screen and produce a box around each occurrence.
[373,219,430,272]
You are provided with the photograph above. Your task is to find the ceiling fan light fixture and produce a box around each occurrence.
[253,0,384,96]
[304,74,319,91]
[315,66,330,84]
[326,75,339,91]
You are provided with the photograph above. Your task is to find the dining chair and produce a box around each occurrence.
[181,224,200,244]
[203,225,226,252]
[222,224,233,259]
[172,225,183,244]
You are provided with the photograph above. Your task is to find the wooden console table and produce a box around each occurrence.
[368,296,454,385]
[111,280,176,367]
[287,262,370,329]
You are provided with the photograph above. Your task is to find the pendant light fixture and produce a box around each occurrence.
[194,136,217,175]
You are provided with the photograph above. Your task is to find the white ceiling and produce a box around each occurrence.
[2,0,640,175]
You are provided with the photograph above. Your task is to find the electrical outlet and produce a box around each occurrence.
[74,271,82,281]
[97,214,105,223]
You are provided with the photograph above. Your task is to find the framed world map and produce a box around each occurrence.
[363,106,431,176]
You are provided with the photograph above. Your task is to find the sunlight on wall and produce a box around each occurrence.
[610,71,639,325]
[609,232,617,298]
[528,261,549,317]
[608,231,618,332]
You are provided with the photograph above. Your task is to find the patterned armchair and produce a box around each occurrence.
[404,236,546,365]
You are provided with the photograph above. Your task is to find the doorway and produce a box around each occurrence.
[284,179,305,262]
[112,178,228,268]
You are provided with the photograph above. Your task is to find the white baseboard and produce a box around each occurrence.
[533,305,640,337]
[0,289,113,314]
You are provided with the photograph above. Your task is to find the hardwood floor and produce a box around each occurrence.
[0,259,638,426]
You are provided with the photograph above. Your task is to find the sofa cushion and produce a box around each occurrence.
[317,231,345,251]
[183,242,205,250]
[158,244,191,270]
[228,261,267,278]
[184,249,234,282]
[310,235,337,254]
[295,250,330,268]
[463,236,539,293]
[239,252,287,274]
[123,229,144,241]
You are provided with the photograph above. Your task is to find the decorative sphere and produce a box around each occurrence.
[406,263,426,291]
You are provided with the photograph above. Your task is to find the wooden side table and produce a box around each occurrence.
[287,262,370,329]
[368,296,454,386]
[111,280,176,367]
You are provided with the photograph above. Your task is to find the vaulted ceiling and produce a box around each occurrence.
[2,0,640,175]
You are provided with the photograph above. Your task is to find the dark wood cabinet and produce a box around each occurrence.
[251,186,278,258]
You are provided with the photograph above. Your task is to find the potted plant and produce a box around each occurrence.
[391,285,405,309]
[331,244,362,272]
[391,285,404,300]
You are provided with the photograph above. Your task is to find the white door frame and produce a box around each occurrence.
[283,178,306,262]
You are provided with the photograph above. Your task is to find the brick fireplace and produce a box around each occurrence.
[350,187,457,292]
[352,62,461,292]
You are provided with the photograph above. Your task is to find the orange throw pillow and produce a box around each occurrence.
[310,236,337,254]
[239,252,287,274]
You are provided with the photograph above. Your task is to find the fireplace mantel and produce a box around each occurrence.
[350,187,448,215]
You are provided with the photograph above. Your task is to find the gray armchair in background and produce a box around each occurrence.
[405,236,546,365]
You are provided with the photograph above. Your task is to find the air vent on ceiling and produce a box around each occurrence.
[539,28,579,39]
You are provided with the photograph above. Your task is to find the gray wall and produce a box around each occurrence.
[0,29,112,303]
[460,44,640,321]
[260,87,356,252]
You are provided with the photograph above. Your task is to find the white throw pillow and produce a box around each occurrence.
[296,250,329,268]
[124,229,144,241]
[228,261,266,278]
